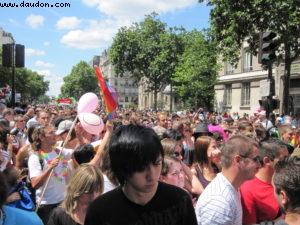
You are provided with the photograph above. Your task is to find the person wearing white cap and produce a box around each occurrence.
[55,120,77,150]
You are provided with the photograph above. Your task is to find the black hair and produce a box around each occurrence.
[273,156,300,212]
[255,126,268,142]
[162,129,182,141]
[73,144,95,165]
[3,167,19,187]
[109,124,164,186]
[0,130,9,147]
[0,172,8,208]
[53,117,64,128]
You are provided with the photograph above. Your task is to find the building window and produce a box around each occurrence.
[125,96,128,102]
[241,82,251,106]
[243,48,253,72]
[225,62,235,75]
[224,84,232,106]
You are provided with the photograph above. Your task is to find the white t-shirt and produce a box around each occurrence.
[28,147,73,205]
[103,174,117,194]
[195,173,242,225]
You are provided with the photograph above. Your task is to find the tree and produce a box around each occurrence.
[60,61,98,99]
[1,45,49,103]
[15,69,49,103]
[200,0,300,114]
[109,13,184,110]
[173,30,218,109]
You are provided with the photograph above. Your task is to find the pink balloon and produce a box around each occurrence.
[77,93,99,114]
[78,113,104,135]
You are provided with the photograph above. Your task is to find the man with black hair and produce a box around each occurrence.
[273,156,300,225]
[240,140,289,224]
[85,124,197,225]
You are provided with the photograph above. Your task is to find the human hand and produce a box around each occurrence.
[7,134,15,145]
[6,192,21,203]
[105,120,114,133]
[49,157,60,169]
[211,149,221,165]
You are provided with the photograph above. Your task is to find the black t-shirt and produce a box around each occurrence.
[47,207,80,225]
[84,182,197,225]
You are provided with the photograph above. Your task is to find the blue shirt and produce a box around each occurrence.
[1,206,43,225]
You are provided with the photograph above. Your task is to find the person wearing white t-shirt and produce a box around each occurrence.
[28,125,73,224]
[195,135,261,225]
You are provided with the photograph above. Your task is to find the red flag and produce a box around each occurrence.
[94,66,117,113]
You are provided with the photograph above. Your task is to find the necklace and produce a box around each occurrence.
[38,149,68,182]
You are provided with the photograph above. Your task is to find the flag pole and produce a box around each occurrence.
[35,116,78,211]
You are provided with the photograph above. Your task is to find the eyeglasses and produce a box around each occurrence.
[240,154,261,164]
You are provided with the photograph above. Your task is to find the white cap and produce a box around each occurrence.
[55,120,73,135]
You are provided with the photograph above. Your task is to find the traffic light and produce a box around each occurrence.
[259,32,278,66]
[259,99,269,111]
[15,44,25,68]
[2,44,13,67]
[271,99,280,110]
[259,98,280,114]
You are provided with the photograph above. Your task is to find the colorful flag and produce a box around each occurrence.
[94,66,118,113]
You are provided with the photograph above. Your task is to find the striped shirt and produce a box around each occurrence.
[195,173,242,225]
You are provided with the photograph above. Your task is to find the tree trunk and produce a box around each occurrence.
[283,44,291,115]
[169,82,173,113]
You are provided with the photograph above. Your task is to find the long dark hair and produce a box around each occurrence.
[194,136,214,166]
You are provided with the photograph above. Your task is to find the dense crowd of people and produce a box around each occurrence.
[0,102,299,225]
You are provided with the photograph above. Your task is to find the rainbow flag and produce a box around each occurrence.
[94,66,118,114]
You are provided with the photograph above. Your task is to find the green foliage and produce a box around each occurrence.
[16,68,49,102]
[109,13,185,110]
[173,30,218,109]
[200,0,300,114]
[1,45,49,103]
[37,95,51,104]
[200,0,300,64]
[60,61,98,99]
[0,66,49,103]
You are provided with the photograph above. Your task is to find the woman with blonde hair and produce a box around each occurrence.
[47,164,104,225]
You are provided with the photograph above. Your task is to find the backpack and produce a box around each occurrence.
[7,181,35,211]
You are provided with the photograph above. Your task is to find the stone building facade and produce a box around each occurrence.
[93,51,139,108]
[214,42,300,115]
[0,27,14,45]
